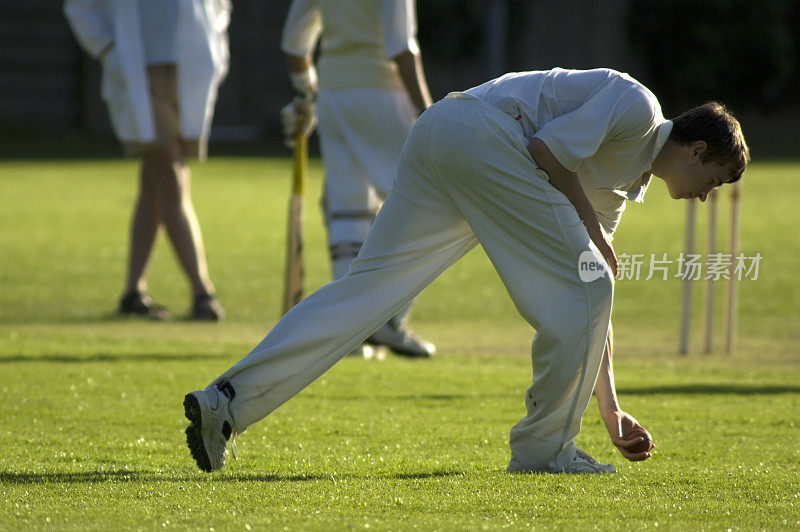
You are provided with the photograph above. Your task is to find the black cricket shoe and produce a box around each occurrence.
[118,290,169,320]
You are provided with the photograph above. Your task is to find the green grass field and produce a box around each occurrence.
[1,154,798,530]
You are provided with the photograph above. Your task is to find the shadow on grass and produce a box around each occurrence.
[0,352,228,364]
[620,384,800,395]
[306,393,517,402]
[2,306,248,325]
[0,469,462,485]
[394,393,516,401]
[0,470,142,484]
[209,470,465,483]
[2,312,211,325]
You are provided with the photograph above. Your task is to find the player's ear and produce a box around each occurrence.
[689,140,707,162]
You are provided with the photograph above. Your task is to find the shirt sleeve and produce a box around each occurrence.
[381,0,420,59]
[534,78,657,173]
[281,0,322,57]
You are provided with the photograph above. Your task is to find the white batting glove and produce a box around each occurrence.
[289,67,317,95]
[281,94,317,148]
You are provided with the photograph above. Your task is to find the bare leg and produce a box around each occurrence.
[117,158,170,319]
[142,144,215,297]
[124,160,161,295]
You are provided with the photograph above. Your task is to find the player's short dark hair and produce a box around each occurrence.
[669,102,750,183]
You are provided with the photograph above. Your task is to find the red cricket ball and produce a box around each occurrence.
[627,429,654,454]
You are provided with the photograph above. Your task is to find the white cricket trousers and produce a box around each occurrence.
[213,94,614,472]
[316,88,416,280]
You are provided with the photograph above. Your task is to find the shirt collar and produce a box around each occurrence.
[652,120,673,163]
[623,119,673,204]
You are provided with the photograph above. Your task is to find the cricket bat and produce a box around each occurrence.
[282,134,307,314]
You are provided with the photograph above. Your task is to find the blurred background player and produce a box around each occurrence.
[64,0,230,321]
[280,0,434,357]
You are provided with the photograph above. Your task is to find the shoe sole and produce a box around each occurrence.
[394,348,433,358]
[559,467,616,474]
[118,310,170,321]
[183,393,213,473]
[190,311,221,321]
[365,339,433,358]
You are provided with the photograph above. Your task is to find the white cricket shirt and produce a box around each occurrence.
[464,68,673,234]
[281,0,420,91]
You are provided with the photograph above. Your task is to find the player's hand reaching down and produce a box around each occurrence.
[281,95,317,148]
[602,409,653,461]
[592,229,618,279]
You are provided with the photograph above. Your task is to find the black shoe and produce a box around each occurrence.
[118,291,169,320]
[192,293,225,321]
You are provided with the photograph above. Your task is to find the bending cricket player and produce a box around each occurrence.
[184,68,749,474]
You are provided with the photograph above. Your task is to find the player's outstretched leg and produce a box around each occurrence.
[181,167,477,470]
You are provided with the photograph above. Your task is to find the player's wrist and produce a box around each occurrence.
[289,67,318,101]
[599,403,621,419]
[597,393,619,411]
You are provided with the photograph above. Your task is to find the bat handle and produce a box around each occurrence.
[293,135,307,195]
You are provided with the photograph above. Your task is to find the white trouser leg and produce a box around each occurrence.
[317,89,416,281]
[213,155,476,431]
[425,97,614,472]
[318,127,379,280]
